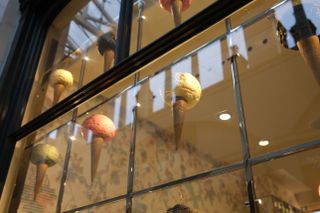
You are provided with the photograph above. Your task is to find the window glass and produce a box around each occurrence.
[253,148,320,212]
[132,169,248,212]
[23,0,122,123]
[230,0,320,156]
[130,0,218,53]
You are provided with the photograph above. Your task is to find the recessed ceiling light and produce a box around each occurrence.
[218,112,231,121]
[258,140,269,147]
[69,136,76,141]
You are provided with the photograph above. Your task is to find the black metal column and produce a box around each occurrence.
[114,0,134,64]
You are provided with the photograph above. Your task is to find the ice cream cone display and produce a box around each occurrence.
[49,69,74,105]
[159,0,192,27]
[30,144,59,200]
[82,114,116,182]
[276,1,320,84]
[170,73,201,150]
[97,31,116,72]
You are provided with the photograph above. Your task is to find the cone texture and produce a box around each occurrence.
[34,163,48,200]
[171,0,182,27]
[91,136,104,182]
[297,36,320,84]
[53,83,65,105]
[103,49,115,72]
[173,96,187,150]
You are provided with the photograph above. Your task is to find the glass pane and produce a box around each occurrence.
[229,0,320,156]
[130,0,218,53]
[0,0,20,77]
[23,0,122,123]
[15,88,131,212]
[132,169,248,212]
[76,199,126,212]
[133,35,243,190]
[253,148,320,212]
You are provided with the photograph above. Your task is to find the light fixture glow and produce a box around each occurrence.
[258,140,269,147]
[218,112,231,121]
[69,136,76,141]
[142,15,146,20]
[83,56,89,61]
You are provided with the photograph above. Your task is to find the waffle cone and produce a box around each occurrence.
[91,136,104,182]
[103,49,115,72]
[297,36,320,84]
[53,83,65,105]
[173,96,187,150]
[171,0,182,27]
[34,163,48,200]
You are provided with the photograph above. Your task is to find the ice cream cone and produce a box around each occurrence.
[171,0,182,27]
[103,49,115,72]
[297,36,320,83]
[91,136,104,182]
[173,96,187,150]
[34,163,48,200]
[53,83,65,105]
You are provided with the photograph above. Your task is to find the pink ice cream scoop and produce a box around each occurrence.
[159,0,192,12]
[159,0,192,27]
[82,114,116,142]
[82,114,116,182]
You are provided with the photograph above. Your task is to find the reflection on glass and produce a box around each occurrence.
[197,40,224,89]
[133,170,248,212]
[253,148,320,212]
[134,36,242,190]
[23,0,122,123]
[230,0,320,156]
[130,0,217,53]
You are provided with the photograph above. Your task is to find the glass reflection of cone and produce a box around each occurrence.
[34,163,48,200]
[171,0,183,27]
[53,83,65,105]
[173,96,187,150]
[91,136,104,182]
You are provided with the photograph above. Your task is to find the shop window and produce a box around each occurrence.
[253,148,320,212]
[230,0,320,156]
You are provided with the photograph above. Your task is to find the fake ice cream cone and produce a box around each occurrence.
[91,136,104,182]
[49,69,73,105]
[30,144,59,200]
[159,0,192,27]
[297,36,320,83]
[173,96,187,150]
[170,73,201,150]
[97,31,116,72]
[171,0,183,27]
[82,114,116,182]
[53,83,65,105]
[103,49,115,72]
[276,2,320,84]
[34,163,48,200]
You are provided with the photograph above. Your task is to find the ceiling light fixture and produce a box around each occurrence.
[218,112,232,121]
[258,140,269,147]
[83,56,89,61]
